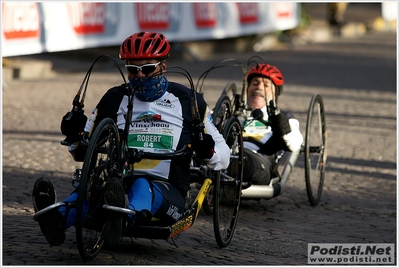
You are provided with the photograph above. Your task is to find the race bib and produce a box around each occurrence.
[128,133,173,152]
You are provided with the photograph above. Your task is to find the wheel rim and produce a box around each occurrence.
[305,95,326,206]
[76,119,120,260]
[212,95,232,132]
[214,117,243,247]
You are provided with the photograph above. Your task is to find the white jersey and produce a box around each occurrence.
[72,81,230,195]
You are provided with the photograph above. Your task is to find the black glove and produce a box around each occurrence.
[60,110,87,145]
[192,133,215,159]
[269,110,291,136]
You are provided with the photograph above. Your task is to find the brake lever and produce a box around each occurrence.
[267,100,280,117]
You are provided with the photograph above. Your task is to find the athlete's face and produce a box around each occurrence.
[247,77,274,109]
[125,59,167,78]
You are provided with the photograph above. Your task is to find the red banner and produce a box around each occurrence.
[2,2,40,39]
[194,3,217,28]
[136,3,169,30]
[67,3,105,34]
[237,3,258,24]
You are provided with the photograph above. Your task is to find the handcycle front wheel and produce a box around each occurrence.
[204,82,238,215]
[76,118,121,261]
[212,94,232,132]
[304,94,327,206]
[212,82,239,132]
[213,116,243,248]
[221,81,238,113]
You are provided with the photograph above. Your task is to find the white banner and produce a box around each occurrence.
[2,2,300,57]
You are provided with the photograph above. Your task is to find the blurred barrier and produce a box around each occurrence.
[2,2,299,57]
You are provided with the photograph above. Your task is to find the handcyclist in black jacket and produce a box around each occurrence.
[242,63,303,186]
[32,31,230,246]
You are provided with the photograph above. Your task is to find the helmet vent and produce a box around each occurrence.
[126,39,132,54]
[134,39,141,55]
[158,44,167,55]
[119,32,170,60]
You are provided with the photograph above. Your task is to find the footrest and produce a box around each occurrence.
[102,204,136,215]
[125,208,196,240]
[33,202,65,221]
[169,212,195,238]
[241,177,281,199]
[129,225,172,240]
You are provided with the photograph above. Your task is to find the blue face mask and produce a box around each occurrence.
[128,75,169,102]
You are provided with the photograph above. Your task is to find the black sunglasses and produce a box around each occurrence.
[125,62,161,75]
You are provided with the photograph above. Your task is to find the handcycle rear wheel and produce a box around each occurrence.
[76,118,121,261]
[213,117,243,248]
[304,94,327,206]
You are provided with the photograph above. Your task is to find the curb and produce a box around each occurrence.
[284,17,396,46]
[2,57,56,82]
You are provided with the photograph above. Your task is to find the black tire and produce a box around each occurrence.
[203,84,236,215]
[213,117,243,248]
[304,94,327,206]
[221,82,237,113]
[76,118,121,261]
[212,94,232,132]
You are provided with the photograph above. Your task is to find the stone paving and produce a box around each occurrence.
[2,3,396,265]
[3,52,396,264]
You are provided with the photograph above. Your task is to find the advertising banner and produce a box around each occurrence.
[2,2,299,57]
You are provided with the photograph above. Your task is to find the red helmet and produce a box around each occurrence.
[119,32,170,60]
[247,63,284,86]
[246,63,284,95]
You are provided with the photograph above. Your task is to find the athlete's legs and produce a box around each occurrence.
[151,181,185,223]
[127,177,152,213]
[127,178,185,225]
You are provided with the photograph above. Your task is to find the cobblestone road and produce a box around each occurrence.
[3,30,396,265]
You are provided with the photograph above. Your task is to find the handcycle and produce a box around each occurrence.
[33,54,244,261]
[199,56,327,207]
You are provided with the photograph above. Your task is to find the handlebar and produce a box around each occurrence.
[128,144,189,163]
